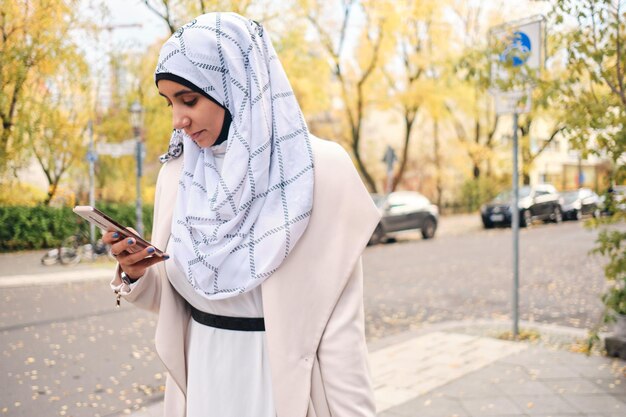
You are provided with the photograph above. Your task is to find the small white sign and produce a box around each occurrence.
[491,89,531,116]
[96,139,136,158]
[489,17,544,94]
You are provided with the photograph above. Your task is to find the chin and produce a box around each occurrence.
[194,138,217,148]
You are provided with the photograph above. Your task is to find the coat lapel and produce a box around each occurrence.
[151,156,189,395]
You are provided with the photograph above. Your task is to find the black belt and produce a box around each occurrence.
[190,305,265,332]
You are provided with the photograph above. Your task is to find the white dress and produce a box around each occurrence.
[165,141,277,417]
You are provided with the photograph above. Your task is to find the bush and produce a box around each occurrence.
[0,182,47,206]
[457,176,510,213]
[0,204,154,252]
[584,206,626,353]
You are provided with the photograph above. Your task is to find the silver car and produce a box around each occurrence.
[369,191,439,245]
[561,188,600,220]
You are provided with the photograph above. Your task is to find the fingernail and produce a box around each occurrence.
[112,232,120,239]
[147,247,155,254]
[127,238,134,245]
[164,255,170,260]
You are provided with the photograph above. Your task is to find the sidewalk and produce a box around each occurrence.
[123,320,625,417]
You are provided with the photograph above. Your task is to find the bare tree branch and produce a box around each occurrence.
[142,0,176,34]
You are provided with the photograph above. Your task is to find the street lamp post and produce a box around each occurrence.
[129,100,144,237]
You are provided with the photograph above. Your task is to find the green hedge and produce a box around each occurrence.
[0,203,154,252]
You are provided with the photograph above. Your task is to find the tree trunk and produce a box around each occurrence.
[350,82,378,193]
[352,135,378,193]
[44,181,59,206]
[434,119,443,209]
[0,126,10,173]
[473,163,480,179]
[392,112,416,191]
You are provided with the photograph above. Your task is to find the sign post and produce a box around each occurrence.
[489,15,545,339]
[86,120,97,247]
[382,146,398,194]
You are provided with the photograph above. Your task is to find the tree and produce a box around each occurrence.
[551,0,626,349]
[382,0,453,191]
[447,2,504,181]
[0,0,81,177]
[517,71,567,185]
[141,0,278,35]
[302,0,395,192]
[18,52,91,205]
[552,0,625,168]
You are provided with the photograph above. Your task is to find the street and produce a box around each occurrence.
[0,217,611,416]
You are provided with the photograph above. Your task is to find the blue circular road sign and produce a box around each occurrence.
[500,31,531,67]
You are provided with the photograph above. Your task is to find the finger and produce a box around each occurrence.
[140,254,169,269]
[123,246,159,265]
[103,230,124,244]
[111,237,137,256]
[124,253,169,276]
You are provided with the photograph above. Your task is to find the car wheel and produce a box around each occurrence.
[41,249,59,266]
[520,210,532,228]
[574,209,582,221]
[482,220,494,229]
[368,224,384,246]
[593,208,600,218]
[553,206,563,223]
[421,217,437,239]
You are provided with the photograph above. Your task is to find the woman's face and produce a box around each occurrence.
[157,79,225,148]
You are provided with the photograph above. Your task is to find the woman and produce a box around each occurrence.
[105,12,380,417]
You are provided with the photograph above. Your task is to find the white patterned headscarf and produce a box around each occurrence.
[155,13,315,300]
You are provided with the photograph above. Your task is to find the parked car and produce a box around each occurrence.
[369,191,439,245]
[480,184,563,228]
[600,185,626,216]
[561,188,600,220]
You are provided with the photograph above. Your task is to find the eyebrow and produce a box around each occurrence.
[158,89,196,98]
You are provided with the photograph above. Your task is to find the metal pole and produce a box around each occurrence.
[512,111,520,339]
[88,120,96,246]
[578,154,583,187]
[135,129,144,237]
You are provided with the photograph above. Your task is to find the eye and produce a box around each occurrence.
[183,98,198,107]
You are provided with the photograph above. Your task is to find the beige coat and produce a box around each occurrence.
[112,138,381,417]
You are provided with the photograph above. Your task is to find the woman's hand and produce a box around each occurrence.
[103,228,168,280]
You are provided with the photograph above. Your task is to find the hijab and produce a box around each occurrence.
[155,12,314,300]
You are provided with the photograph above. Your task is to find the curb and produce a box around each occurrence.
[0,267,114,288]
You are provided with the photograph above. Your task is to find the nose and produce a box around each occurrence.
[172,108,190,130]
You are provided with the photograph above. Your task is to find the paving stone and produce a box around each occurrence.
[544,378,604,395]
[496,380,554,396]
[527,364,581,380]
[375,386,416,413]
[431,378,506,399]
[570,362,623,379]
[460,397,525,416]
[591,377,626,396]
[462,363,531,384]
[519,415,582,417]
[508,394,580,415]
[370,332,526,412]
[384,395,469,417]
[377,410,406,417]
[561,393,626,414]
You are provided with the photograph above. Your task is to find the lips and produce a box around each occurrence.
[190,130,205,140]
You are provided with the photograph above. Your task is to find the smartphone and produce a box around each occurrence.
[73,205,165,256]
